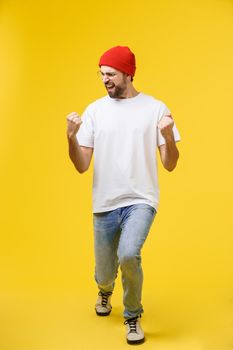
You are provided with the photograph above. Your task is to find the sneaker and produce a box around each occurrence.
[95,291,112,316]
[124,315,145,344]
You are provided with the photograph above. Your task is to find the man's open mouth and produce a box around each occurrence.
[105,84,115,90]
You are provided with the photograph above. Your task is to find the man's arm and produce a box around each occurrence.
[158,115,179,172]
[66,112,93,173]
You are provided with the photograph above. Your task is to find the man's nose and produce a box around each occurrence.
[102,74,110,84]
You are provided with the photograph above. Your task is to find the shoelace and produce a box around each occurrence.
[124,316,139,333]
[98,291,112,307]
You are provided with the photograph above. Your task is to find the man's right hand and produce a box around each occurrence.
[66,112,83,139]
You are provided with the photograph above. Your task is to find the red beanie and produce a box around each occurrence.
[99,46,136,77]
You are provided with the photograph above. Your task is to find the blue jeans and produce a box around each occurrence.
[93,203,156,319]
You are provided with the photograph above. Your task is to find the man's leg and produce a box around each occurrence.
[117,204,156,343]
[93,210,120,315]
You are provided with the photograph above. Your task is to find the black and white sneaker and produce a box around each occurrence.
[95,291,112,316]
[124,315,145,344]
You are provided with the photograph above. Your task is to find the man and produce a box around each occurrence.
[66,46,180,345]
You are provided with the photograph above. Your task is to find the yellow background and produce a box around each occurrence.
[0,0,233,349]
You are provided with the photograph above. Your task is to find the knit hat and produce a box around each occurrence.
[99,46,136,77]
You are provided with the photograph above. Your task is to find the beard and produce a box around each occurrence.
[105,77,128,98]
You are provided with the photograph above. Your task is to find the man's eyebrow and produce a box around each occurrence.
[100,71,117,75]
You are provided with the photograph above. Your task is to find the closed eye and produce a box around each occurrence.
[99,71,117,78]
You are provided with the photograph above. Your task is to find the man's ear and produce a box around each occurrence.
[126,74,133,82]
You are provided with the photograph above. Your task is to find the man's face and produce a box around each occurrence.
[99,65,129,98]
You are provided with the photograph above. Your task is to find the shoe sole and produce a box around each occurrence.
[127,337,145,345]
[95,310,111,316]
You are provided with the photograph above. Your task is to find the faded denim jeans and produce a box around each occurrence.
[93,203,156,319]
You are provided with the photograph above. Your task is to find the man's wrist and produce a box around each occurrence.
[67,133,77,142]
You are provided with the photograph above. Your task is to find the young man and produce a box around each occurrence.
[66,46,180,345]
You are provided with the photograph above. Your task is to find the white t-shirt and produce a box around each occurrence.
[77,92,180,213]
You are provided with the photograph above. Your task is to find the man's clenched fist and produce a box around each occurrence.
[66,112,82,139]
[158,114,174,141]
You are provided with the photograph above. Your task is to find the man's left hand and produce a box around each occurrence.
[158,115,174,140]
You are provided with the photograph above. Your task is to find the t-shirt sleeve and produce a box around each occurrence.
[157,103,181,147]
[76,107,94,148]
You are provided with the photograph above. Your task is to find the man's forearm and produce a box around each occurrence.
[67,135,87,173]
[163,135,179,171]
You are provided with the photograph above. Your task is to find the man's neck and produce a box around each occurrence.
[119,86,139,99]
